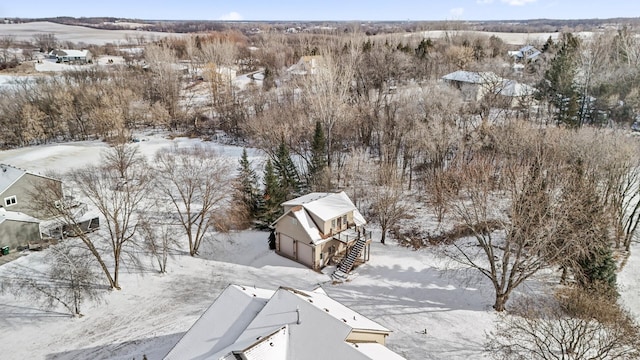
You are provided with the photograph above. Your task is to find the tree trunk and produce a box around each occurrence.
[494,292,508,312]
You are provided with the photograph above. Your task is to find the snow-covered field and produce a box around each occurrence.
[0,21,187,46]
[0,135,638,360]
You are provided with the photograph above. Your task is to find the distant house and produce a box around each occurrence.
[497,79,537,108]
[508,45,541,62]
[442,70,536,107]
[48,49,92,64]
[0,208,41,250]
[0,164,62,219]
[442,70,504,102]
[164,284,405,360]
[287,55,325,75]
[272,192,371,273]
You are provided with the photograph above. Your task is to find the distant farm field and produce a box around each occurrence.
[0,21,188,45]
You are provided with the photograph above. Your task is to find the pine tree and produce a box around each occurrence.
[307,121,328,191]
[538,33,580,127]
[258,159,284,227]
[234,148,259,224]
[578,246,617,296]
[273,141,301,200]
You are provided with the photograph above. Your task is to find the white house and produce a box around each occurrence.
[48,49,92,64]
[508,45,541,62]
[164,284,405,360]
[272,192,371,272]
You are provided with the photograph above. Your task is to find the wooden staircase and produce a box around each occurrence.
[332,236,367,281]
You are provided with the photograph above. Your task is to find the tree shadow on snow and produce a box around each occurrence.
[45,332,185,360]
[327,264,495,314]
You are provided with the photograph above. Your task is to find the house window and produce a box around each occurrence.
[292,218,298,225]
[342,215,347,227]
[331,219,336,229]
[4,195,16,207]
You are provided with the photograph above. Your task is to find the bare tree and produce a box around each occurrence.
[369,177,410,245]
[488,288,640,359]
[32,33,57,53]
[0,35,15,63]
[446,127,571,311]
[139,215,179,274]
[67,144,151,289]
[153,145,234,256]
[1,241,103,317]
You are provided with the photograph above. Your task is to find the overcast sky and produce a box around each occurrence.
[1,0,638,21]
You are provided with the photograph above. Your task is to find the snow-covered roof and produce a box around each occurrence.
[0,164,59,194]
[0,209,40,225]
[0,164,26,193]
[164,285,274,360]
[442,70,502,85]
[350,342,407,360]
[277,192,366,245]
[165,285,401,360]
[282,191,365,224]
[497,80,537,97]
[291,206,323,243]
[50,49,90,58]
[509,45,541,61]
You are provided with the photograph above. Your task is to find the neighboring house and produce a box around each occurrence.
[0,208,41,250]
[165,284,405,360]
[497,79,537,108]
[48,49,92,64]
[287,55,325,75]
[442,71,536,107]
[272,192,371,272]
[0,164,62,219]
[442,70,503,102]
[508,45,541,62]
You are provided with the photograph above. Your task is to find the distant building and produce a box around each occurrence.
[165,284,405,360]
[508,45,541,62]
[442,70,536,107]
[48,49,92,64]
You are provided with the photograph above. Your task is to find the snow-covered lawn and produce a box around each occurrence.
[0,135,638,360]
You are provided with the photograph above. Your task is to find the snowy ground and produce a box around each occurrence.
[0,135,638,360]
[0,21,187,46]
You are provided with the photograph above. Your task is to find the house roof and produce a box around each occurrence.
[0,209,40,225]
[282,192,366,225]
[165,285,401,360]
[0,164,59,194]
[497,80,537,97]
[442,70,502,85]
[0,164,27,194]
[508,45,541,61]
[50,49,90,58]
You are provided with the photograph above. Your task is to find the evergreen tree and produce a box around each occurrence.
[273,141,301,200]
[538,33,580,127]
[258,159,284,227]
[307,121,328,191]
[578,246,617,295]
[234,148,259,224]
